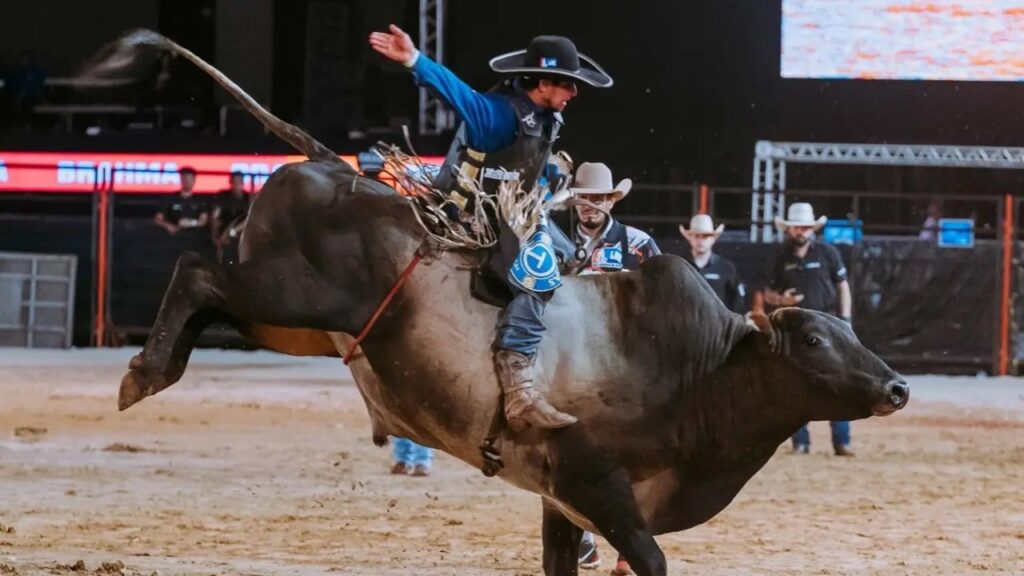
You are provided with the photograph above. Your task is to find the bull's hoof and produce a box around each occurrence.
[128,353,147,370]
[118,370,150,411]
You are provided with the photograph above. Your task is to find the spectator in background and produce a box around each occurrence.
[390,437,433,477]
[570,162,660,576]
[154,167,208,235]
[919,199,943,241]
[679,214,746,313]
[764,203,854,457]
[212,171,251,263]
[571,162,660,276]
[8,51,46,129]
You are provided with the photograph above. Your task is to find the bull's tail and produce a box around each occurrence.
[81,29,348,167]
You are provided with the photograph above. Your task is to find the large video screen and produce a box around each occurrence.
[781,1,1024,81]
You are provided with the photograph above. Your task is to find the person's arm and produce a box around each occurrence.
[764,257,802,307]
[210,206,223,242]
[764,257,784,306]
[726,263,746,313]
[153,211,178,234]
[644,238,662,258]
[829,246,852,321]
[732,281,748,314]
[369,24,516,152]
[634,236,661,264]
[410,57,517,150]
[837,279,852,321]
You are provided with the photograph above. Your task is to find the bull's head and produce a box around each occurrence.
[752,308,909,420]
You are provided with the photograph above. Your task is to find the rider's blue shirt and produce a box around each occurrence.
[410,55,518,153]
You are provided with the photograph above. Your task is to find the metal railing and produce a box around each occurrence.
[0,251,77,348]
[1,161,1021,374]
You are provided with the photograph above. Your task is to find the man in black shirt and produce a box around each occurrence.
[212,171,252,263]
[765,202,854,457]
[154,166,208,235]
[679,214,745,313]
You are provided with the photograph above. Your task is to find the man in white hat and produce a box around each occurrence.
[679,215,745,312]
[570,162,660,276]
[765,202,854,456]
[370,26,614,431]
[570,161,659,576]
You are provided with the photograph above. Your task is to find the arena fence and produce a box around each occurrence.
[0,161,1021,374]
[0,251,77,348]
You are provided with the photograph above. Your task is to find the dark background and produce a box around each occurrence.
[4,0,1024,192]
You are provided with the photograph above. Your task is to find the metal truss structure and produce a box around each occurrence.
[417,0,452,136]
[751,140,1024,242]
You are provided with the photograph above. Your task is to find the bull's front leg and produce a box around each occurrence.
[547,431,667,576]
[541,499,583,576]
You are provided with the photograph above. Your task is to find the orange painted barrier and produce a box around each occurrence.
[998,193,1013,375]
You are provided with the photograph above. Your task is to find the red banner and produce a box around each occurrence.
[0,151,442,194]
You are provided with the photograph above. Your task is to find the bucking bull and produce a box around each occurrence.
[95,31,909,576]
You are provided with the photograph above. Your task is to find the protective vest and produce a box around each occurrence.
[433,80,563,204]
[579,220,644,274]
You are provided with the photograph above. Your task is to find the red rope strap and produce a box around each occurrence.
[343,253,423,365]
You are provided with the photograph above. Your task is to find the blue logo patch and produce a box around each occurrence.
[540,57,558,68]
[592,244,623,270]
[509,229,562,293]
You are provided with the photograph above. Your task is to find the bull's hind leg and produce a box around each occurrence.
[120,251,350,410]
[120,252,227,409]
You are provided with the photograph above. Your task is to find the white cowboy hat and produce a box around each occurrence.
[774,202,827,231]
[570,162,632,202]
[679,214,724,239]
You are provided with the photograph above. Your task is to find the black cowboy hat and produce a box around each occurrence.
[489,35,613,88]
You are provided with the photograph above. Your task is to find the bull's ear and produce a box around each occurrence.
[750,311,783,354]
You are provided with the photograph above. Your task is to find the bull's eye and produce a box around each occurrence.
[804,335,823,347]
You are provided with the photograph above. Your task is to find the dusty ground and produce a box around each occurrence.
[1,348,1022,576]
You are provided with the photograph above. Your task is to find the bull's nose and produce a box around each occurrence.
[886,379,910,409]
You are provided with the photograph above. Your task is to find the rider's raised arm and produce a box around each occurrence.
[370,24,517,152]
[407,55,517,153]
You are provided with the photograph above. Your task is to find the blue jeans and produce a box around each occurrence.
[496,289,551,356]
[792,421,851,449]
[392,437,433,466]
[492,218,571,358]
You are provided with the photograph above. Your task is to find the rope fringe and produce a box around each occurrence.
[376,144,572,250]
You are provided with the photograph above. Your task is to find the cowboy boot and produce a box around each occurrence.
[494,350,577,431]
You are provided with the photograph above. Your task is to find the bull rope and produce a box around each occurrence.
[342,244,426,365]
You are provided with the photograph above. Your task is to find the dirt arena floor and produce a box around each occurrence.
[1,348,1022,576]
